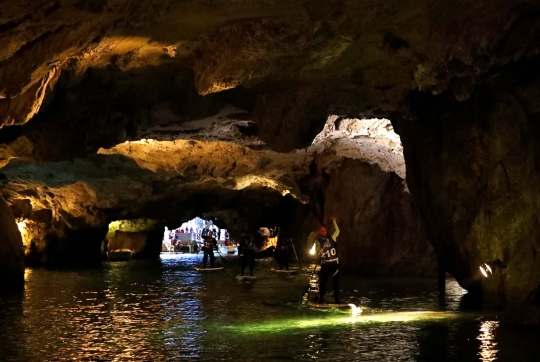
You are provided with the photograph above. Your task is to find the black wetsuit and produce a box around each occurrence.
[240,236,255,276]
[201,228,209,238]
[318,234,340,303]
[275,238,290,270]
[202,236,216,268]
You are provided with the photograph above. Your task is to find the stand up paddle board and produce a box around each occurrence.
[194,267,224,271]
[305,301,351,309]
[236,275,257,281]
[271,268,298,274]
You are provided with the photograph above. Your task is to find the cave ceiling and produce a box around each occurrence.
[1,0,538,131]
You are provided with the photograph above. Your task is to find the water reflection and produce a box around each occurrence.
[6,258,209,360]
[478,320,499,361]
[0,257,538,361]
[306,333,329,359]
[23,268,32,282]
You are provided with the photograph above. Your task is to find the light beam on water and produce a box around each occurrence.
[226,311,460,334]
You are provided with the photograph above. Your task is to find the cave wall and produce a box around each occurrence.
[395,57,540,319]
[0,194,25,290]
[105,219,166,259]
[105,219,163,240]
[323,160,434,275]
[45,226,108,266]
[10,64,227,162]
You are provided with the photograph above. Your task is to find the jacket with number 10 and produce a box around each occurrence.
[318,219,340,264]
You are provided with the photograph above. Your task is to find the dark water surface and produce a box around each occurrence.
[0,254,539,361]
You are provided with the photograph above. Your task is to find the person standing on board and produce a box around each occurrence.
[317,216,340,304]
[239,233,255,276]
[202,231,217,268]
[275,237,290,270]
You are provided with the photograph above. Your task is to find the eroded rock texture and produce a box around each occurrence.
[323,160,433,276]
[3,0,539,132]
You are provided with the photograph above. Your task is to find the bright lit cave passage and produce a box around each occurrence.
[104,217,235,259]
[161,217,232,254]
[161,218,280,256]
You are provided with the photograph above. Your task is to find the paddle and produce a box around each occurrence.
[291,242,300,266]
[215,244,227,265]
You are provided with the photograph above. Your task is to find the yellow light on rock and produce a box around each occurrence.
[17,219,30,246]
[309,243,316,255]
[17,220,26,233]
[24,268,32,282]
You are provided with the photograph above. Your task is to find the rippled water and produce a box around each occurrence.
[0,254,539,361]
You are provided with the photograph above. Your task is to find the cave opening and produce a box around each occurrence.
[161,216,231,254]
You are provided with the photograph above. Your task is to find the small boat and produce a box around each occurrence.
[107,249,134,261]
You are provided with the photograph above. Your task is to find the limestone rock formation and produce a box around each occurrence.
[323,160,433,276]
[0,105,433,274]
[0,194,24,291]
[395,58,540,321]
[106,230,146,254]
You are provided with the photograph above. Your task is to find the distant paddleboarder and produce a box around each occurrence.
[239,233,255,276]
[202,231,217,268]
[275,237,291,270]
[316,216,340,304]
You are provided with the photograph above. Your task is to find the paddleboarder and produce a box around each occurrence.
[239,233,255,276]
[275,237,291,270]
[316,216,341,304]
[202,231,217,268]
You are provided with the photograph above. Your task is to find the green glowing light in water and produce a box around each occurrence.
[227,311,458,334]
